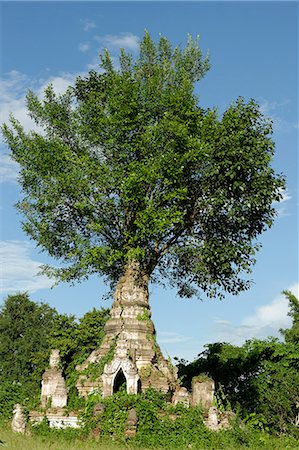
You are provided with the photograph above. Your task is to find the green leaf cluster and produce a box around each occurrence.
[1,32,284,298]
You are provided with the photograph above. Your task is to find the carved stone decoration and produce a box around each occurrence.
[11,404,26,434]
[41,350,67,408]
[93,403,105,416]
[76,263,178,398]
[191,376,215,410]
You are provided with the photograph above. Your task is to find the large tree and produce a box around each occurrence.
[2,32,284,301]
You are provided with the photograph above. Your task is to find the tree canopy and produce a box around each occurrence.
[2,32,284,298]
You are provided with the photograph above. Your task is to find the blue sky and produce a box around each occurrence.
[0,1,298,361]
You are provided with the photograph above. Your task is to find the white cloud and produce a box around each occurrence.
[259,97,297,133]
[0,240,54,295]
[259,98,291,116]
[87,56,101,71]
[0,154,20,183]
[79,42,90,53]
[0,70,77,136]
[37,73,76,97]
[272,187,292,218]
[279,189,292,203]
[95,32,140,51]
[158,331,191,345]
[82,19,96,32]
[212,283,298,346]
[0,71,37,133]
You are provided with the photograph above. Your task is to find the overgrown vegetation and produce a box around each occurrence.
[0,292,109,417]
[1,390,298,449]
[177,290,299,438]
[76,389,298,449]
[1,290,298,450]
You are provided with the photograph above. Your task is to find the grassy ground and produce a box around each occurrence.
[0,426,128,450]
[1,425,299,450]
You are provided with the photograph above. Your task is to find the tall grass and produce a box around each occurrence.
[1,425,299,450]
[0,425,130,450]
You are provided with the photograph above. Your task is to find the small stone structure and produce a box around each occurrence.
[172,387,190,407]
[76,265,178,398]
[191,376,215,409]
[29,350,79,429]
[41,350,68,408]
[27,264,224,431]
[205,406,219,431]
[11,404,26,434]
[204,407,236,431]
[125,408,138,437]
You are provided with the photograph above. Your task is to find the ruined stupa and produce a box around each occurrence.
[76,264,178,398]
[41,349,68,408]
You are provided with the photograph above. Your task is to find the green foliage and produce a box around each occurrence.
[0,381,23,421]
[0,293,59,413]
[1,32,284,299]
[2,421,299,450]
[136,309,150,321]
[80,389,207,447]
[177,293,299,436]
[281,290,299,345]
[68,389,299,449]
[0,293,109,418]
[61,307,110,409]
[80,338,117,384]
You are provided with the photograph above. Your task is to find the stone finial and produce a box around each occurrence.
[49,349,61,368]
[218,411,236,430]
[11,404,26,434]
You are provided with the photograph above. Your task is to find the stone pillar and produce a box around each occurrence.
[41,349,67,408]
[191,376,215,410]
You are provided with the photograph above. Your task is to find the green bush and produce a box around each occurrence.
[28,388,299,449]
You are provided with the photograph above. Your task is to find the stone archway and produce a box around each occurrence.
[101,357,141,397]
[113,368,127,393]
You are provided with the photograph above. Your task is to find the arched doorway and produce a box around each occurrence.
[113,368,127,393]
